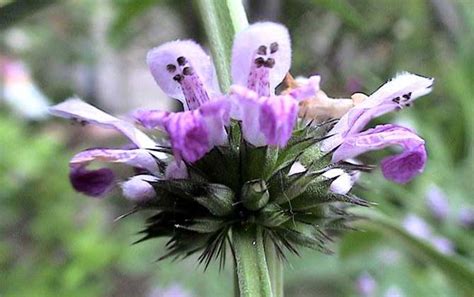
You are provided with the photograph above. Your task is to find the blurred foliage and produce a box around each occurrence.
[0,0,473,296]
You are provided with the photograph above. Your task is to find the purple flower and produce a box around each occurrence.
[121,175,158,202]
[147,40,219,110]
[143,22,319,150]
[356,272,377,297]
[231,22,291,96]
[165,160,189,180]
[425,184,449,221]
[134,100,230,163]
[321,73,432,183]
[332,124,426,183]
[50,99,163,197]
[135,38,233,162]
[403,214,455,255]
[458,208,474,229]
[227,22,320,146]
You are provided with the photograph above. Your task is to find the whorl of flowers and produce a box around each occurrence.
[50,22,433,264]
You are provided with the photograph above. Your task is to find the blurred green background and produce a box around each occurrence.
[0,0,473,296]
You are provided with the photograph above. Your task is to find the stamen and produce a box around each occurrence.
[257,45,267,55]
[264,58,275,68]
[270,42,279,54]
[173,74,184,82]
[254,57,265,68]
[183,67,194,76]
[177,56,187,66]
[402,92,412,100]
[166,64,176,73]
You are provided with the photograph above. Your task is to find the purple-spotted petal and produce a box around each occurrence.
[49,98,157,149]
[232,22,291,96]
[147,40,218,109]
[259,95,298,147]
[70,167,115,197]
[71,148,159,173]
[332,124,426,183]
[380,143,426,183]
[322,73,433,151]
[121,175,158,202]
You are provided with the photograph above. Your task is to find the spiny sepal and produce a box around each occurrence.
[127,119,371,268]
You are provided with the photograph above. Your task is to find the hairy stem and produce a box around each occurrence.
[233,226,274,297]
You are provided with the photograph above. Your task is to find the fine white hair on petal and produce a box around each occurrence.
[231,22,291,91]
[363,72,434,109]
[321,72,433,152]
[49,98,158,150]
[147,40,218,103]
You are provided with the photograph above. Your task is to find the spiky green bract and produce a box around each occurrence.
[130,120,371,267]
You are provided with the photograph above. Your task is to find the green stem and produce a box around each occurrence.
[196,0,248,92]
[265,240,284,297]
[354,208,474,297]
[233,226,274,297]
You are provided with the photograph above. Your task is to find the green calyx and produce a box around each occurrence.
[130,121,370,266]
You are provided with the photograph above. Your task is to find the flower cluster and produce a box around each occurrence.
[50,22,433,261]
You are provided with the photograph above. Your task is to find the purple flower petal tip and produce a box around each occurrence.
[332,124,427,183]
[70,167,115,197]
[425,184,449,220]
[259,95,298,147]
[381,143,427,183]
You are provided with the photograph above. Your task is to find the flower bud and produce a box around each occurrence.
[121,175,157,202]
[241,179,270,211]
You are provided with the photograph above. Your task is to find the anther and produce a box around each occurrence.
[264,58,275,68]
[402,92,412,100]
[270,42,279,54]
[173,74,184,82]
[392,97,400,104]
[254,57,265,68]
[166,64,176,73]
[257,45,267,55]
[177,56,187,66]
[183,66,194,76]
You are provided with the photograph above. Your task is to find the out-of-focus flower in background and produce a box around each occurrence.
[0,57,50,119]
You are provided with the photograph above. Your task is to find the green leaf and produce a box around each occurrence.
[0,0,58,30]
[196,0,248,92]
[153,180,235,216]
[176,218,225,233]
